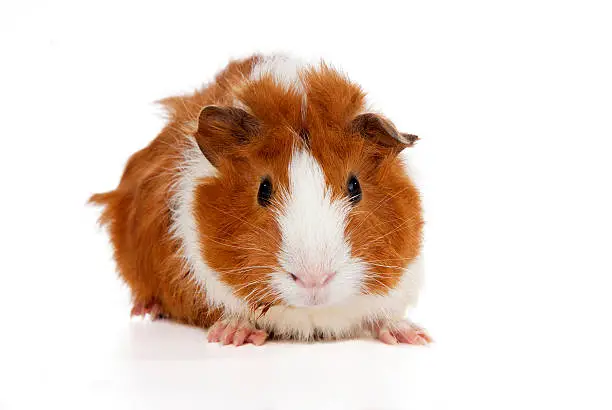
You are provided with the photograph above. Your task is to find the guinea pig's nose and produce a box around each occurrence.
[290,271,336,288]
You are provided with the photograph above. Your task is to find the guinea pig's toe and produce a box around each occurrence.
[375,319,432,346]
[377,328,399,345]
[148,304,165,320]
[221,325,238,345]
[130,303,145,317]
[412,325,433,344]
[206,321,224,343]
[232,327,251,346]
[394,326,427,345]
[207,320,268,346]
[246,329,268,346]
[130,299,166,320]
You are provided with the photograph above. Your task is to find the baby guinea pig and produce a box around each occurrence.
[90,54,431,346]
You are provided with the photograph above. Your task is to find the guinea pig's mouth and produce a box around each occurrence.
[285,285,353,308]
[292,292,329,307]
[270,265,361,308]
[281,278,336,308]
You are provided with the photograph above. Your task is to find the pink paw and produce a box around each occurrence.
[130,299,168,320]
[375,319,432,345]
[207,320,268,346]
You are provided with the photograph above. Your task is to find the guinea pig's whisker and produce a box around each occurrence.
[243,286,276,305]
[362,275,394,291]
[233,276,280,296]
[364,273,402,280]
[246,287,273,302]
[373,221,418,242]
[365,256,416,263]
[353,216,420,248]
[364,269,402,277]
[198,234,277,258]
[247,279,281,300]
[239,282,275,295]
[232,277,275,294]
[366,262,406,270]
[351,212,418,235]
[207,204,282,248]
[366,272,400,279]
[251,289,281,306]
[219,272,278,277]
[351,186,413,231]
[215,265,279,274]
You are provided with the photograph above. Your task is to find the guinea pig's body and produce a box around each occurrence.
[91,54,430,345]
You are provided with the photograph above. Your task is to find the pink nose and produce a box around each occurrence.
[290,271,336,288]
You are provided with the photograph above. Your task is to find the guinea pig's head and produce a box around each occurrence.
[192,71,422,310]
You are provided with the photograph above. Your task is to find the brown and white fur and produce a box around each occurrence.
[90,54,430,346]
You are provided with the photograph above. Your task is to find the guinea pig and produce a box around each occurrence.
[90,54,431,346]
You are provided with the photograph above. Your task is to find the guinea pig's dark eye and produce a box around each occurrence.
[347,175,362,204]
[258,177,273,207]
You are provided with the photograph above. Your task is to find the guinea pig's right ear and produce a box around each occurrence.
[194,105,260,165]
[350,113,418,154]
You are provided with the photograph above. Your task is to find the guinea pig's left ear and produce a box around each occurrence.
[195,105,260,165]
[350,113,418,153]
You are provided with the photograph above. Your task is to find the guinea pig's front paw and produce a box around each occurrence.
[130,298,169,320]
[373,319,433,346]
[206,319,268,346]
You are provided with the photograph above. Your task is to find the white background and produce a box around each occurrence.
[1,1,611,409]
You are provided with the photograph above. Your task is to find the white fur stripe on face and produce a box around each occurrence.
[273,149,365,307]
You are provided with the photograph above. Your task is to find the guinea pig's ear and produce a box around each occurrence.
[195,105,260,165]
[350,113,418,153]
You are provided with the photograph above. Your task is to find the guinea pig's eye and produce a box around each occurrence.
[257,177,273,207]
[347,175,362,204]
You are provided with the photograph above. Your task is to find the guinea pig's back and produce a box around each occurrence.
[90,55,272,325]
[89,129,191,316]
[89,58,258,324]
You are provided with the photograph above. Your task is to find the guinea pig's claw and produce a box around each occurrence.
[130,299,168,320]
[207,320,268,346]
[375,319,432,346]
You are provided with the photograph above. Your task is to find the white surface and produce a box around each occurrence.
[1,1,611,409]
